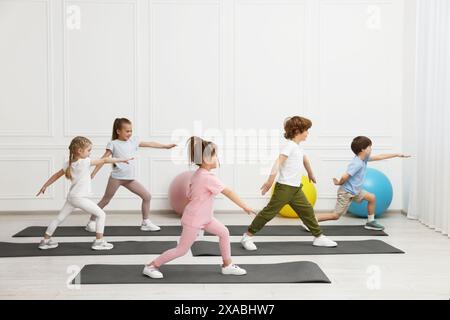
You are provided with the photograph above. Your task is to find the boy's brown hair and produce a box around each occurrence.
[283,116,312,140]
[351,136,372,155]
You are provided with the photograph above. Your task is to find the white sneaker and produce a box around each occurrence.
[142,265,163,279]
[221,264,247,276]
[91,239,114,250]
[313,235,338,247]
[39,239,59,250]
[140,219,161,231]
[85,220,96,233]
[240,233,257,251]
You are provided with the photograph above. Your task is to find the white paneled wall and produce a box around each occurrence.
[0,0,407,212]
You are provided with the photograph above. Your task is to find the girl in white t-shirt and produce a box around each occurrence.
[85,118,176,232]
[36,136,132,250]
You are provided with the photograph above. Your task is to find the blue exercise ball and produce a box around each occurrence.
[348,168,393,218]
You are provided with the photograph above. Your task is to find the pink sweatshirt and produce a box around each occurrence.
[181,168,225,228]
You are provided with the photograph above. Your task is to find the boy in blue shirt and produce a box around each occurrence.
[316,136,410,231]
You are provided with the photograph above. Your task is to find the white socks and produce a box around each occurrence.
[367,215,375,222]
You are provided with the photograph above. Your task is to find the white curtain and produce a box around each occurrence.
[407,0,450,237]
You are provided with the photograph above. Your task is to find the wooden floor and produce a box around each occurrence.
[0,210,449,300]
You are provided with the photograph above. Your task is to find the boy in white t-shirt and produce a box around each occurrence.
[241,116,338,250]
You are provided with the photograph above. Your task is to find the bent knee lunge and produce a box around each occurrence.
[218,227,230,239]
[365,192,376,203]
[98,196,113,207]
[142,191,151,202]
[173,245,191,257]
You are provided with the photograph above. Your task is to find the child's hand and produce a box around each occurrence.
[308,174,316,184]
[165,144,177,149]
[122,157,134,164]
[333,178,341,186]
[243,206,257,215]
[260,180,273,195]
[36,186,46,197]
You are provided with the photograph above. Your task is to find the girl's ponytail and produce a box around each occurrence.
[187,136,217,166]
[65,149,74,180]
[112,118,132,140]
[65,136,92,180]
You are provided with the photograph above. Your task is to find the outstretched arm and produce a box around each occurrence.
[90,149,112,179]
[333,173,350,186]
[303,155,316,183]
[221,187,256,215]
[139,141,177,149]
[90,157,134,166]
[369,153,410,161]
[36,169,65,196]
[260,154,287,195]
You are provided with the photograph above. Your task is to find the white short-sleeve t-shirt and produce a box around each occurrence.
[63,158,92,197]
[106,136,140,180]
[277,140,305,187]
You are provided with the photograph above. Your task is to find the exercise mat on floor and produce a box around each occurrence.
[191,240,404,256]
[0,241,177,258]
[13,224,387,237]
[206,225,388,236]
[13,226,184,237]
[73,261,331,284]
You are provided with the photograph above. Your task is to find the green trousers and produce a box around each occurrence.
[248,182,322,237]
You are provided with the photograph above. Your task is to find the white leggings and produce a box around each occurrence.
[46,197,106,236]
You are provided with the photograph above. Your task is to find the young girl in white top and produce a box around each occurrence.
[36,136,132,250]
[86,118,176,232]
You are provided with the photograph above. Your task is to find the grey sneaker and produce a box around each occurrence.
[140,220,161,232]
[365,220,385,231]
[91,239,114,250]
[39,239,59,250]
[85,220,96,233]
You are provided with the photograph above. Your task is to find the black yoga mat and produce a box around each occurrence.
[210,225,388,236]
[73,261,331,284]
[0,241,177,258]
[13,225,387,237]
[191,240,404,256]
[13,226,184,237]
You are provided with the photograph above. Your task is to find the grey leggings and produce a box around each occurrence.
[90,176,152,221]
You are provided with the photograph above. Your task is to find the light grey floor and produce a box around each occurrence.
[0,211,449,300]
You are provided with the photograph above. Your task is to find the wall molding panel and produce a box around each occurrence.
[0,0,405,211]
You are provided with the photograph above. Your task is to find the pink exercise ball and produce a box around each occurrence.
[169,171,194,215]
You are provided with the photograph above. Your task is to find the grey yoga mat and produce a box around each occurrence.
[0,241,177,258]
[208,225,388,236]
[13,226,184,237]
[191,240,404,256]
[73,261,331,284]
[13,224,387,237]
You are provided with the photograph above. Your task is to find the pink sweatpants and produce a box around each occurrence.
[152,218,231,267]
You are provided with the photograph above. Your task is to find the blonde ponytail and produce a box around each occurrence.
[65,136,92,180]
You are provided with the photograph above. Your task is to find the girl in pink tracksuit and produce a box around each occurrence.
[143,136,256,279]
